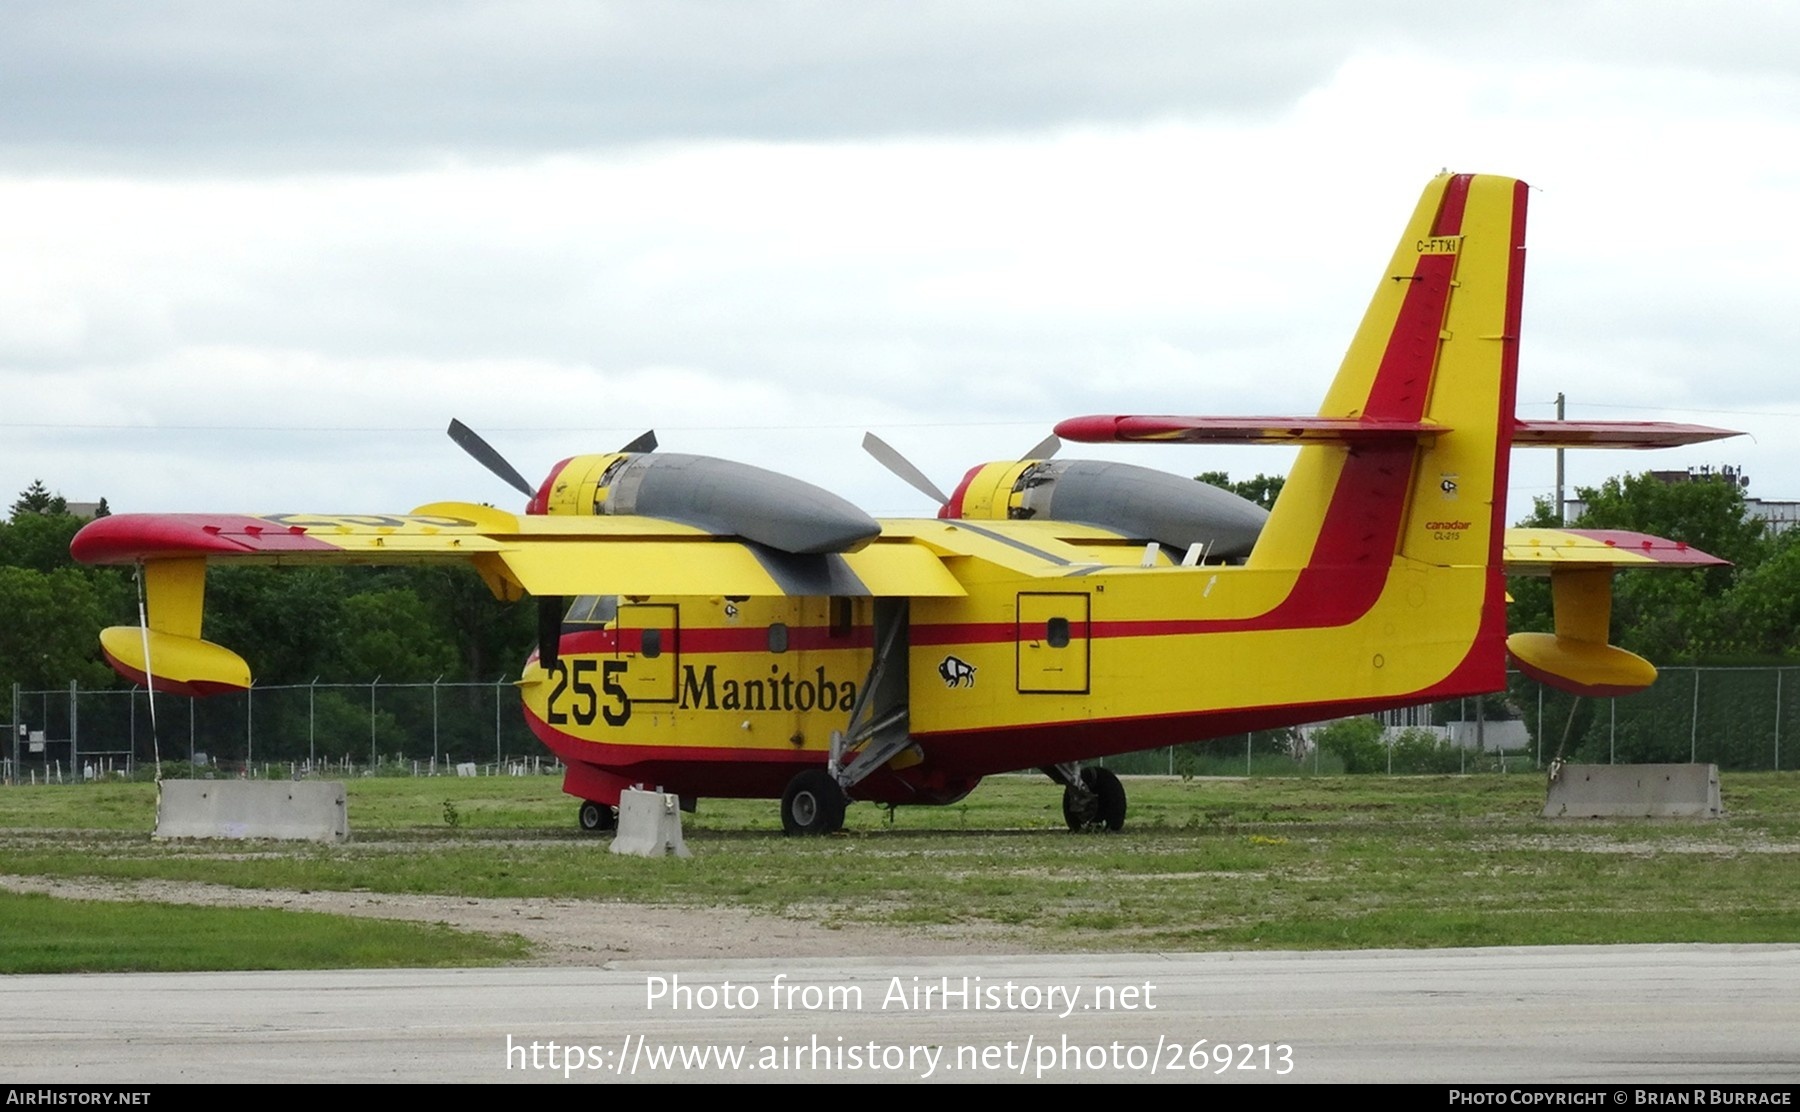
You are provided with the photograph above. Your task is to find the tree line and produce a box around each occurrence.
[1508,472,1800,662]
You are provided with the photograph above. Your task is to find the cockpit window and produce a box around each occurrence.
[563,596,619,626]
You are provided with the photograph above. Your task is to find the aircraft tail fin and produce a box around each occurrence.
[1242,173,1526,685]
[1249,173,1525,568]
[1049,175,1737,702]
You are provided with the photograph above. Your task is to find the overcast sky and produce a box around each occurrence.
[4,1,1796,528]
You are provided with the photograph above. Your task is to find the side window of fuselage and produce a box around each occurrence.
[563,595,619,628]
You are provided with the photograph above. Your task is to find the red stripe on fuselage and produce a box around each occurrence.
[527,704,969,804]
[904,692,1452,775]
[558,625,875,656]
[526,703,812,770]
[911,617,1311,647]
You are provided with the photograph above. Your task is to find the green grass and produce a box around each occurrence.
[0,890,529,973]
[0,769,1560,832]
[2,770,1798,967]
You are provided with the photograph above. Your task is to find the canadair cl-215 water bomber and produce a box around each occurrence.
[73,173,1736,834]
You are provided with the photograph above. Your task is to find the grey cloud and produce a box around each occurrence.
[15,0,1774,171]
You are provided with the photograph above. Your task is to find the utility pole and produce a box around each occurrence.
[1554,391,1566,523]
[9,683,18,784]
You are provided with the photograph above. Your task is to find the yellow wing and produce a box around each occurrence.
[70,502,968,695]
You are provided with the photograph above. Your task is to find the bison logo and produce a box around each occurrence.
[938,655,977,688]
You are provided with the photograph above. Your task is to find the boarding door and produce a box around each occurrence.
[614,603,679,705]
[1016,593,1090,694]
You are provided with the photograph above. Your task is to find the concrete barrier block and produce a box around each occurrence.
[155,780,350,842]
[1542,763,1722,819]
[610,788,691,858]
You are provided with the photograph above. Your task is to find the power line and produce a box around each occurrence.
[0,419,1054,433]
[1518,400,1800,418]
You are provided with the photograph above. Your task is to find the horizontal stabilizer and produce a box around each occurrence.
[1056,415,1739,450]
[1512,420,1738,449]
[1054,414,1448,445]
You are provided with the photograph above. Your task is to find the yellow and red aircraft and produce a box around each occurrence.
[72,173,1736,834]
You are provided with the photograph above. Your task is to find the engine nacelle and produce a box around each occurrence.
[530,452,880,555]
[945,459,1268,560]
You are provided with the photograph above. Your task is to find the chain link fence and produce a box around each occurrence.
[1102,666,1797,776]
[3,678,542,782]
[4,667,1795,783]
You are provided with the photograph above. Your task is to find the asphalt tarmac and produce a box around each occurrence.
[4,945,1797,1084]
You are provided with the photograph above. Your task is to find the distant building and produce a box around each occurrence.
[1374,705,1529,751]
[1300,705,1530,753]
[1743,498,1800,535]
[1564,465,1799,536]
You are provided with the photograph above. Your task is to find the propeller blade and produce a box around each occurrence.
[1020,433,1061,461]
[862,432,950,505]
[617,429,658,454]
[447,419,537,498]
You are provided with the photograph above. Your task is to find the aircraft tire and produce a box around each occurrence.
[1063,767,1127,832]
[1062,781,1098,831]
[578,800,616,833]
[781,770,847,836]
[1089,766,1127,831]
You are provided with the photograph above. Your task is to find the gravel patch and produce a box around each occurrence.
[0,874,1025,964]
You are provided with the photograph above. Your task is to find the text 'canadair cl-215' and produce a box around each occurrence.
[73,173,1737,834]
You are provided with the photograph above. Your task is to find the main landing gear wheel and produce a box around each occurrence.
[1063,766,1127,832]
[578,800,616,833]
[781,769,847,836]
